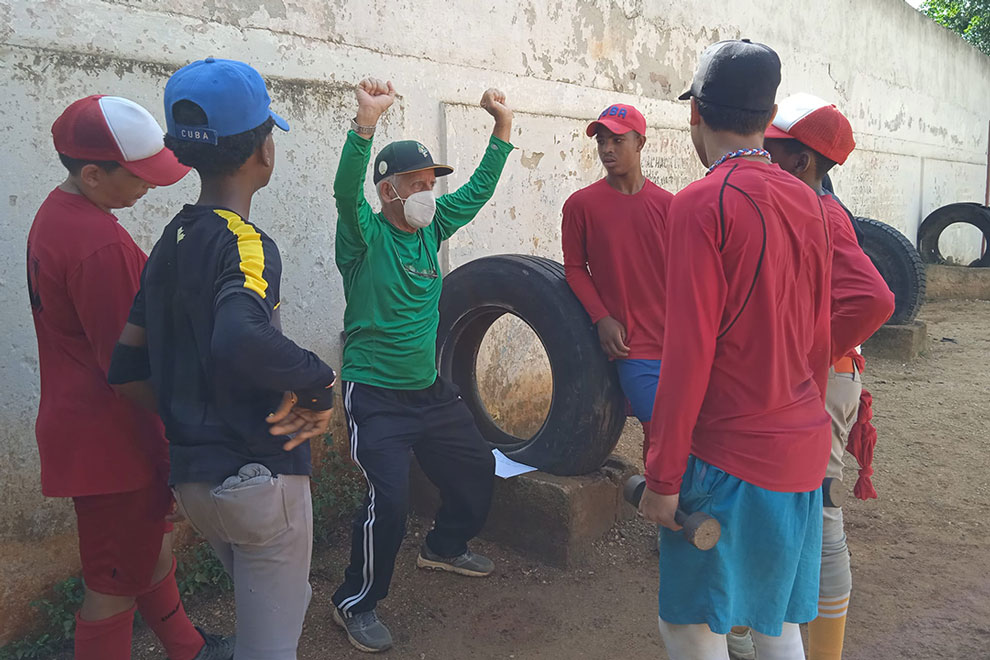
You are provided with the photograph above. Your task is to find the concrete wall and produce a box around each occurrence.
[2,0,988,642]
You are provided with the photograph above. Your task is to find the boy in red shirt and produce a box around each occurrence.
[26,96,232,660]
[639,40,883,659]
[562,104,673,461]
[764,93,894,660]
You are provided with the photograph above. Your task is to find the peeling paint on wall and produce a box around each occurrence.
[2,0,990,643]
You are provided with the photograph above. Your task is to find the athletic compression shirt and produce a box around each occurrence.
[646,160,833,495]
[127,205,335,484]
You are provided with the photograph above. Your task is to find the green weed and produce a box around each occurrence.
[176,541,233,597]
[0,577,83,659]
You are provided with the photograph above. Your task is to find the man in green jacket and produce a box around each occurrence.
[330,77,514,653]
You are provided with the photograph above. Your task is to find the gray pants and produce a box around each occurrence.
[822,367,861,598]
[173,465,313,660]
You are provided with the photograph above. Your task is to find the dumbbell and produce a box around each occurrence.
[822,477,845,508]
[624,475,721,551]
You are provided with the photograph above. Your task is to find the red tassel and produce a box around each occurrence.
[846,388,878,500]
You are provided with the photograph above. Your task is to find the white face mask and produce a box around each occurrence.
[389,187,436,229]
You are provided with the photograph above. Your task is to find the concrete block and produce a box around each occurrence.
[925,265,990,301]
[410,455,638,568]
[862,320,928,361]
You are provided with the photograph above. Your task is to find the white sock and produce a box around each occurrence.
[751,623,805,660]
[658,618,730,660]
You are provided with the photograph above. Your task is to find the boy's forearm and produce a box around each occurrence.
[212,294,336,401]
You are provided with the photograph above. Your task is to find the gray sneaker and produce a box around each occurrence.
[416,545,495,577]
[190,627,235,660]
[332,606,393,653]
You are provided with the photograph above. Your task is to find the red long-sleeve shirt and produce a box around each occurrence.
[646,160,833,495]
[562,178,674,359]
[824,193,895,369]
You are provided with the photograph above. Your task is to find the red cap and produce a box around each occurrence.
[764,93,855,165]
[586,104,647,137]
[52,95,190,186]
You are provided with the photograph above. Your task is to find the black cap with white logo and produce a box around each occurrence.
[373,140,453,184]
[678,39,781,113]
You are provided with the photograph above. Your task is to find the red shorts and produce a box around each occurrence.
[73,479,172,596]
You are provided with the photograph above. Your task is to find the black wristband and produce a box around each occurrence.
[295,368,336,411]
[296,384,335,411]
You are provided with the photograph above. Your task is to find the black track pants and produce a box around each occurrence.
[331,377,495,614]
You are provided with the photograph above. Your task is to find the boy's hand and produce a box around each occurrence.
[639,488,682,531]
[356,78,396,127]
[268,391,334,450]
[596,316,630,358]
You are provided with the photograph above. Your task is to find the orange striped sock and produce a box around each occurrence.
[808,593,850,660]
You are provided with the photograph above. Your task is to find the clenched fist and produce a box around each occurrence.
[355,78,396,127]
[480,88,513,142]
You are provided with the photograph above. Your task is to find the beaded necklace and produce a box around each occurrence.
[706,148,772,174]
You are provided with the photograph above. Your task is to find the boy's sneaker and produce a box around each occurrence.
[726,627,756,660]
[332,606,393,653]
[191,627,235,660]
[416,545,494,577]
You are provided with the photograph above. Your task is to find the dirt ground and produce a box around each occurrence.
[123,299,990,660]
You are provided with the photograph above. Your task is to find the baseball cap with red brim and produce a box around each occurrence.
[52,95,190,186]
[586,104,647,137]
[764,93,855,165]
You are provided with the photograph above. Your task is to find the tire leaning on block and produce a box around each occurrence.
[436,254,625,476]
[854,217,926,325]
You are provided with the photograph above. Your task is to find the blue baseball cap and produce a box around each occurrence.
[164,57,289,144]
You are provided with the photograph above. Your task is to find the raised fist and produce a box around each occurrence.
[355,78,396,126]
[480,88,512,125]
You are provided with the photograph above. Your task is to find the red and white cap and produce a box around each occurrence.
[52,95,190,186]
[764,93,855,165]
[586,104,647,137]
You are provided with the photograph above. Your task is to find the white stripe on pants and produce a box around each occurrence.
[338,380,378,613]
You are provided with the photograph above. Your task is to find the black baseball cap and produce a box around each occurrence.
[678,39,781,113]
[373,140,453,184]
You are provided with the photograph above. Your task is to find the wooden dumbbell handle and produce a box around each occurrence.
[624,475,721,551]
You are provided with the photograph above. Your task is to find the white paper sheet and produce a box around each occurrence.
[492,449,538,478]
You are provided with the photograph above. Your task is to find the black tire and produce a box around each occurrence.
[854,217,926,325]
[437,254,625,476]
[917,202,990,268]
